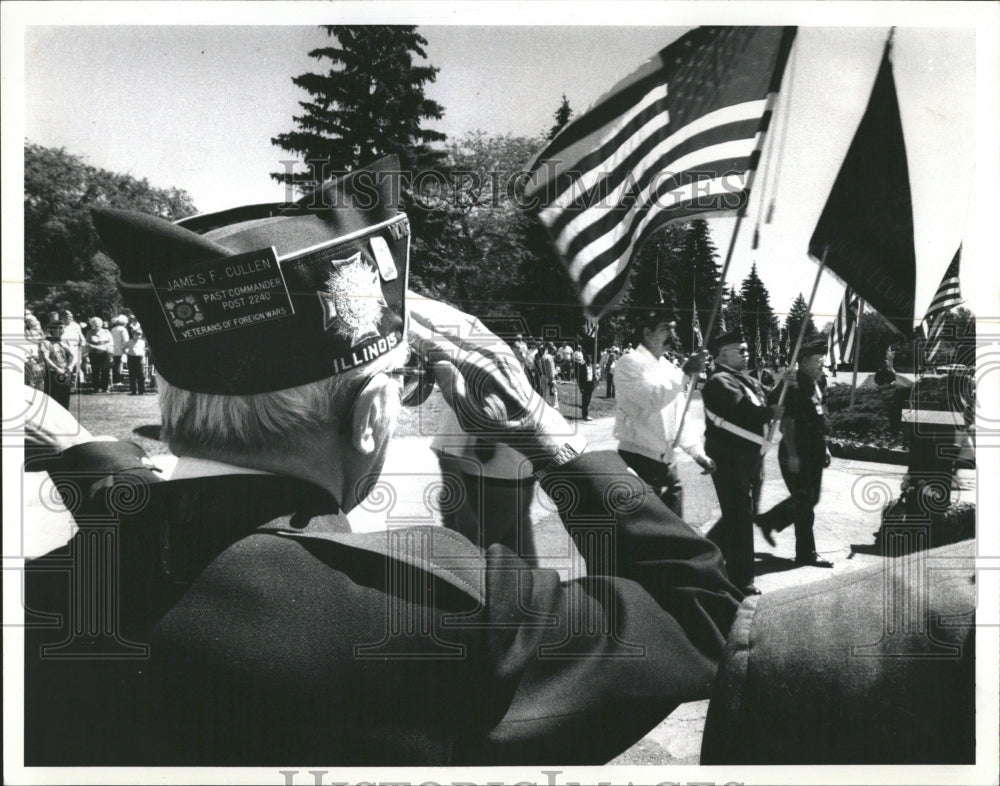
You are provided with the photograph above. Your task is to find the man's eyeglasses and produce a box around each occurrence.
[390,353,434,407]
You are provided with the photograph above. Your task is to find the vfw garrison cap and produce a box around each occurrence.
[92,156,409,395]
[799,338,828,359]
[708,328,746,355]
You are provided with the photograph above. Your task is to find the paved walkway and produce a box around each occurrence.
[17,396,975,765]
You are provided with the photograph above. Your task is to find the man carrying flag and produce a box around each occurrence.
[703,329,785,594]
[756,339,835,568]
[614,295,715,518]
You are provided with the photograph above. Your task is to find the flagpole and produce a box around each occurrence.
[594,320,599,371]
[670,34,795,450]
[762,246,829,452]
[671,212,748,450]
[692,276,697,350]
[849,298,864,407]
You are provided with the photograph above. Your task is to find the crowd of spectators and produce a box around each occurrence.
[23,307,151,405]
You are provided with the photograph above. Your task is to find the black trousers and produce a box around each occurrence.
[90,351,111,392]
[618,449,683,519]
[126,355,146,394]
[579,383,594,418]
[757,439,825,559]
[705,450,763,589]
[44,370,72,409]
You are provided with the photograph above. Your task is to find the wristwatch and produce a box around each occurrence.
[532,437,588,481]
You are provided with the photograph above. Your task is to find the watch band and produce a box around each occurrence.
[532,439,588,481]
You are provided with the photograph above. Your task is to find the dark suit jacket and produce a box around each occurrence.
[702,364,772,458]
[24,449,741,766]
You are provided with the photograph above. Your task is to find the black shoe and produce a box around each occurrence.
[756,519,777,547]
[795,553,834,568]
[742,584,762,596]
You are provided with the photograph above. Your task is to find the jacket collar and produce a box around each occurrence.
[135,473,485,604]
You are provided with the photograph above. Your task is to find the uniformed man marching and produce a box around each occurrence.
[703,330,784,594]
[756,339,834,567]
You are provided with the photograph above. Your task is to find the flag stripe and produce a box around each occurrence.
[545,115,767,248]
[576,165,754,294]
[526,26,797,317]
[580,179,747,305]
[556,143,759,266]
[828,286,860,365]
[541,100,767,225]
[922,248,962,362]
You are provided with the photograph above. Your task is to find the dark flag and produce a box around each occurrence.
[808,37,916,338]
[525,26,797,317]
[828,285,861,366]
[923,247,963,362]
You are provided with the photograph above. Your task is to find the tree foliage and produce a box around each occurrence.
[24,142,196,317]
[410,132,538,314]
[784,292,819,350]
[739,263,778,367]
[548,94,574,141]
[271,25,446,184]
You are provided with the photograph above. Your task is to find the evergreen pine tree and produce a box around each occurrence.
[785,292,819,350]
[548,94,574,141]
[739,263,777,368]
[271,25,446,184]
[665,220,721,352]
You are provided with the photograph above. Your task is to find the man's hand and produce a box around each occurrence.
[780,368,798,386]
[767,404,785,420]
[408,294,576,462]
[786,454,801,474]
[824,447,832,468]
[696,455,716,475]
[682,350,709,376]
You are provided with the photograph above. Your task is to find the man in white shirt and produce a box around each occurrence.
[614,307,714,518]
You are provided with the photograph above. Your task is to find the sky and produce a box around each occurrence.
[6,1,999,329]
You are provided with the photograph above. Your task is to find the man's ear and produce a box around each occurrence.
[350,373,396,456]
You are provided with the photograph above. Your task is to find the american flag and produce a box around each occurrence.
[828,286,861,366]
[923,247,963,362]
[692,300,704,348]
[524,27,797,317]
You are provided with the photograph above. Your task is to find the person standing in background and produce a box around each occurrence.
[59,309,83,390]
[39,314,73,408]
[110,315,129,389]
[538,342,558,408]
[603,348,618,398]
[87,317,113,393]
[576,350,596,421]
[124,326,147,395]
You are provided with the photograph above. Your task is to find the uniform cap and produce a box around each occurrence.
[93,156,409,395]
[799,338,828,359]
[708,328,746,355]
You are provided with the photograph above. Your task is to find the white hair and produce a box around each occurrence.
[158,342,407,457]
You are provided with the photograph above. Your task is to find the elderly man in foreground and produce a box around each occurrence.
[24,158,742,766]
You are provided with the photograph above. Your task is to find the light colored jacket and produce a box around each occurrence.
[613,343,707,464]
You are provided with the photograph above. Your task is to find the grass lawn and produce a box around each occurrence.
[72,378,619,458]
